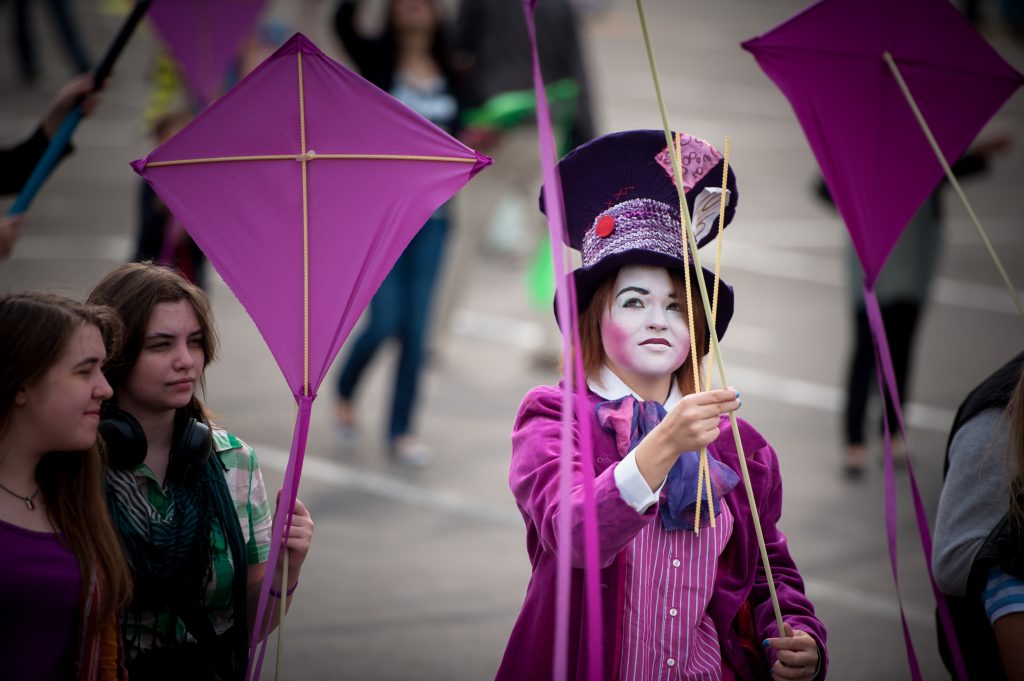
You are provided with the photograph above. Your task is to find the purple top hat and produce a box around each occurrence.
[540,129,738,341]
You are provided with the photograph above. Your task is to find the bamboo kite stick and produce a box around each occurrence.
[635,0,786,634]
[883,51,1024,318]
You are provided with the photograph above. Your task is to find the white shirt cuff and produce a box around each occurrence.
[614,450,664,513]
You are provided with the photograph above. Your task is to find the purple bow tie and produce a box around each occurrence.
[596,395,739,531]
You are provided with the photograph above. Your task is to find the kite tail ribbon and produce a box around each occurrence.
[247,393,314,681]
[863,286,968,681]
[9,0,152,216]
[521,2,604,680]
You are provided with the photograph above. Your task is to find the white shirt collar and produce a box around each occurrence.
[587,364,682,410]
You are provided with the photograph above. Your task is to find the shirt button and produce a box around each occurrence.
[666,658,676,667]
[669,608,678,617]
[672,559,681,567]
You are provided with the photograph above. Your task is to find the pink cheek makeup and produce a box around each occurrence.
[600,316,633,357]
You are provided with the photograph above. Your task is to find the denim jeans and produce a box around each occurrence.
[336,214,449,440]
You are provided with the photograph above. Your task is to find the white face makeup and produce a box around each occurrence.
[600,265,690,393]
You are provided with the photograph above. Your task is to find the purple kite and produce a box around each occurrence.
[742,0,1022,288]
[148,0,266,106]
[131,32,490,678]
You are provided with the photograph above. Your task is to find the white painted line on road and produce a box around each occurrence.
[803,578,932,628]
[453,310,955,433]
[257,445,520,526]
[725,242,1024,315]
[256,444,934,628]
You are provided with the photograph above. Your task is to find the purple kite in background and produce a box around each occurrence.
[743,0,1022,679]
[148,0,266,105]
[131,32,491,679]
[742,0,1021,287]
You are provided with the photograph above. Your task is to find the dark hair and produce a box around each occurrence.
[0,291,132,624]
[87,262,218,421]
[383,0,457,88]
[575,267,708,396]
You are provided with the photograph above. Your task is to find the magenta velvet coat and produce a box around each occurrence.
[495,384,828,681]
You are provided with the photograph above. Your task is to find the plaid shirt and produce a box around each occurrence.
[124,428,273,649]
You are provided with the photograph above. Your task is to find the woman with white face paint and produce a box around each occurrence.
[496,131,827,681]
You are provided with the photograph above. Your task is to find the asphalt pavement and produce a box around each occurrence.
[2,1,1023,679]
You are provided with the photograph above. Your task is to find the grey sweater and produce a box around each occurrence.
[932,408,1015,596]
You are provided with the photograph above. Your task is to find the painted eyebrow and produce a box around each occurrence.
[615,286,678,299]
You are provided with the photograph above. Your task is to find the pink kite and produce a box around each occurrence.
[148,0,267,106]
[131,32,490,678]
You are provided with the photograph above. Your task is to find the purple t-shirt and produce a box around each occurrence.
[0,518,81,681]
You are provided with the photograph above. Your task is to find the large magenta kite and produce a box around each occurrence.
[131,32,490,678]
[742,0,1022,287]
[148,0,266,106]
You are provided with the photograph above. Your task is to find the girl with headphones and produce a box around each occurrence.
[87,263,314,681]
[0,292,133,680]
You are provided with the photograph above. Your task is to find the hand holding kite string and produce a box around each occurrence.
[766,624,821,680]
[633,387,741,491]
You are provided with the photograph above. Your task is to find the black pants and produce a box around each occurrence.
[843,301,921,445]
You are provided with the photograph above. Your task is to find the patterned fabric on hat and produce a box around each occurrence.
[581,198,682,268]
[653,132,724,194]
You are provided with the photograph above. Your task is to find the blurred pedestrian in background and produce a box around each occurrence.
[132,110,208,289]
[432,0,596,367]
[332,0,461,466]
[814,135,1013,476]
[10,0,92,84]
[0,292,132,680]
[933,350,1024,680]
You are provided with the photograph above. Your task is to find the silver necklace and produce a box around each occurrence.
[0,481,39,510]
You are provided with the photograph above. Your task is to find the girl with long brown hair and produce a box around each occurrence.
[0,291,132,681]
[87,263,314,681]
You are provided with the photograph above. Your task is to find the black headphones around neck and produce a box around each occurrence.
[100,406,212,481]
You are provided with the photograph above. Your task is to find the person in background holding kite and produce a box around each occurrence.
[87,263,314,681]
[332,0,462,465]
[1,74,99,262]
[0,292,133,680]
[933,350,1024,680]
[497,131,826,680]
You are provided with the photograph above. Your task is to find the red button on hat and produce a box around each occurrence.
[596,215,615,238]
